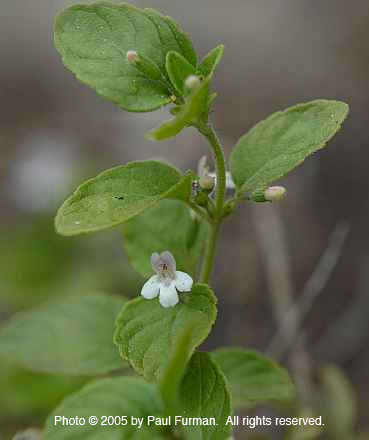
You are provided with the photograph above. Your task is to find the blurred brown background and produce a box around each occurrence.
[1,0,368,438]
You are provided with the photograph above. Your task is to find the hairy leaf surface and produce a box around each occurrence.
[55,161,193,236]
[54,2,196,112]
[229,100,349,195]
[114,283,217,381]
[179,353,232,440]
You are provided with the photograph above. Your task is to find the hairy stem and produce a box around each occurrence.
[199,222,220,283]
[198,123,227,218]
[197,122,227,283]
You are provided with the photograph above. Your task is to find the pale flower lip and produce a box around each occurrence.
[141,251,193,308]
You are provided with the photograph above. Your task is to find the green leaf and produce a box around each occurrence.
[320,365,357,437]
[143,7,197,68]
[147,76,211,141]
[0,360,87,420]
[0,294,126,375]
[178,352,232,440]
[229,100,349,195]
[122,199,207,278]
[55,161,193,236]
[197,44,224,77]
[114,283,217,381]
[130,52,164,82]
[212,348,296,408]
[166,51,196,96]
[44,377,165,440]
[159,323,195,411]
[166,51,196,95]
[54,2,197,113]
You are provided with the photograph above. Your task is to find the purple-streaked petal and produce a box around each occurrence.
[150,252,161,274]
[141,275,160,299]
[159,282,179,308]
[175,271,193,292]
[160,251,176,273]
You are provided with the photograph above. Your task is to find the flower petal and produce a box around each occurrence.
[197,155,208,177]
[159,282,179,308]
[141,275,160,299]
[150,253,161,274]
[175,271,193,292]
[160,251,176,273]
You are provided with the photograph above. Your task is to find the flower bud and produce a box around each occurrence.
[199,175,215,191]
[127,50,162,81]
[185,75,201,91]
[126,50,138,63]
[264,185,286,201]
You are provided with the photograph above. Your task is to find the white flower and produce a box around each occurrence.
[141,251,193,308]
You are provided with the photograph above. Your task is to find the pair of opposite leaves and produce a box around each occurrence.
[55,1,223,140]
[54,2,349,237]
[0,292,295,440]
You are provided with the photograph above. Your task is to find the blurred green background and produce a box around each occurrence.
[1,1,368,439]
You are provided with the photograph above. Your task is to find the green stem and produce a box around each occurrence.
[198,123,227,218]
[197,122,227,283]
[199,222,220,283]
